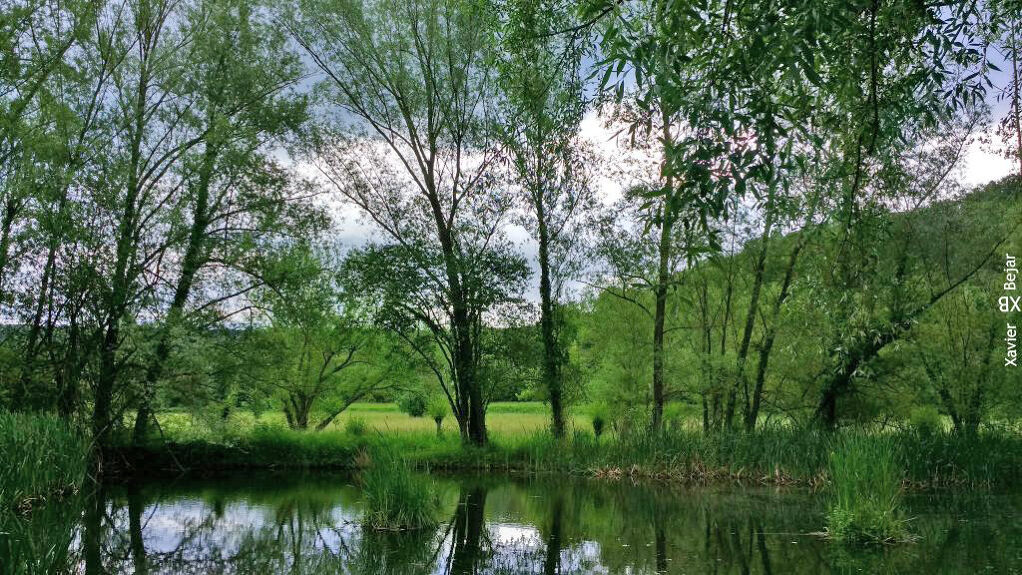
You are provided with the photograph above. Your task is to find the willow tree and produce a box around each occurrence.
[289,0,523,445]
[131,0,316,444]
[494,0,593,437]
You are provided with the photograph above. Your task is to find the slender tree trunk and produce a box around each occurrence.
[536,200,565,437]
[726,190,775,428]
[1012,21,1022,176]
[133,142,216,444]
[745,231,805,431]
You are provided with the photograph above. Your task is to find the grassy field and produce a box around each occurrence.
[149,401,596,441]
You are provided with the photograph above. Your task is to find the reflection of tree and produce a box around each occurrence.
[83,485,105,575]
[128,483,148,575]
[48,475,1022,574]
[543,493,563,575]
[447,485,489,574]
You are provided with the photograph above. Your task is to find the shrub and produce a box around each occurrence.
[345,416,368,436]
[825,436,911,544]
[909,406,942,436]
[590,403,609,439]
[426,396,448,437]
[360,450,440,530]
[396,391,429,418]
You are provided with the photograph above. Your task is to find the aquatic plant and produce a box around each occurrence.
[825,436,911,544]
[360,451,440,530]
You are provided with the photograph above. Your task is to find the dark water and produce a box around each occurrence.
[3,472,1021,574]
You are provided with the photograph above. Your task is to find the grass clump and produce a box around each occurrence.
[345,416,368,436]
[825,436,912,544]
[0,411,88,511]
[360,449,440,531]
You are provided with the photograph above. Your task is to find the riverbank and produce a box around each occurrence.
[110,425,1022,489]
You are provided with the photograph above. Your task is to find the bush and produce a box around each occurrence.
[825,436,911,544]
[360,450,440,530]
[590,403,609,439]
[396,391,429,418]
[345,416,368,436]
[909,406,942,436]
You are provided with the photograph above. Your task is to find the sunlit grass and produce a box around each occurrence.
[146,401,593,441]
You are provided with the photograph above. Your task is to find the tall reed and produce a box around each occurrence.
[360,449,440,531]
[825,435,910,544]
[0,411,88,511]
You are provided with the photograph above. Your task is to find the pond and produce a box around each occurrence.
[3,472,1021,574]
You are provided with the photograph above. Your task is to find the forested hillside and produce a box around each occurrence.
[580,176,1021,432]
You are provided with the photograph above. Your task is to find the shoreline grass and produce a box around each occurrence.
[111,421,1022,490]
[0,411,89,512]
[360,448,441,531]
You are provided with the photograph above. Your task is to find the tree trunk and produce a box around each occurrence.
[651,198,674,433]
[132,141,216,445]
[727,197,775,428]
[536,200,564,437]
[745,231,805,431]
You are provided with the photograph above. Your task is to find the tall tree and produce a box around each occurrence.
[131,0,315,443]
[494,0,593,437]
[289,0,524,445]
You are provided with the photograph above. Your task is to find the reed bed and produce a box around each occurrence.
[0,411,88,511]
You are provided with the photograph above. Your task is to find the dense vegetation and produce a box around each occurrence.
[3,0,1022,555]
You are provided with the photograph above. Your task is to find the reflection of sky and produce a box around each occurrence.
[88,491,618,574]
[56,478,1022,574]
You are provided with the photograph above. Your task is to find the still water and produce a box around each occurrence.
[3,472,1021,574]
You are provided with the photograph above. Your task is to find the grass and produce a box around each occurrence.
[146,402,591,442]
[0,411,89,512]
[114,405,1022,490]
[824,435,912,544]
[359,448,441,531]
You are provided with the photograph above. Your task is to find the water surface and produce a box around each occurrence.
[4,472,1020,574]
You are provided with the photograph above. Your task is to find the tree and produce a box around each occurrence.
[248,247,399,431]
[494,0,594,437]
[131,0,316,443]
[289,0,525,445]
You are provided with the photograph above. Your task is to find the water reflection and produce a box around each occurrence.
[3,472,1020,574]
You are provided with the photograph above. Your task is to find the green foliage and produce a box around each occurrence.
[359,450,440,531]
[909,406,943,436]
[826,436,911,544]
[396,390,428,418]
[0,412,87,510]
